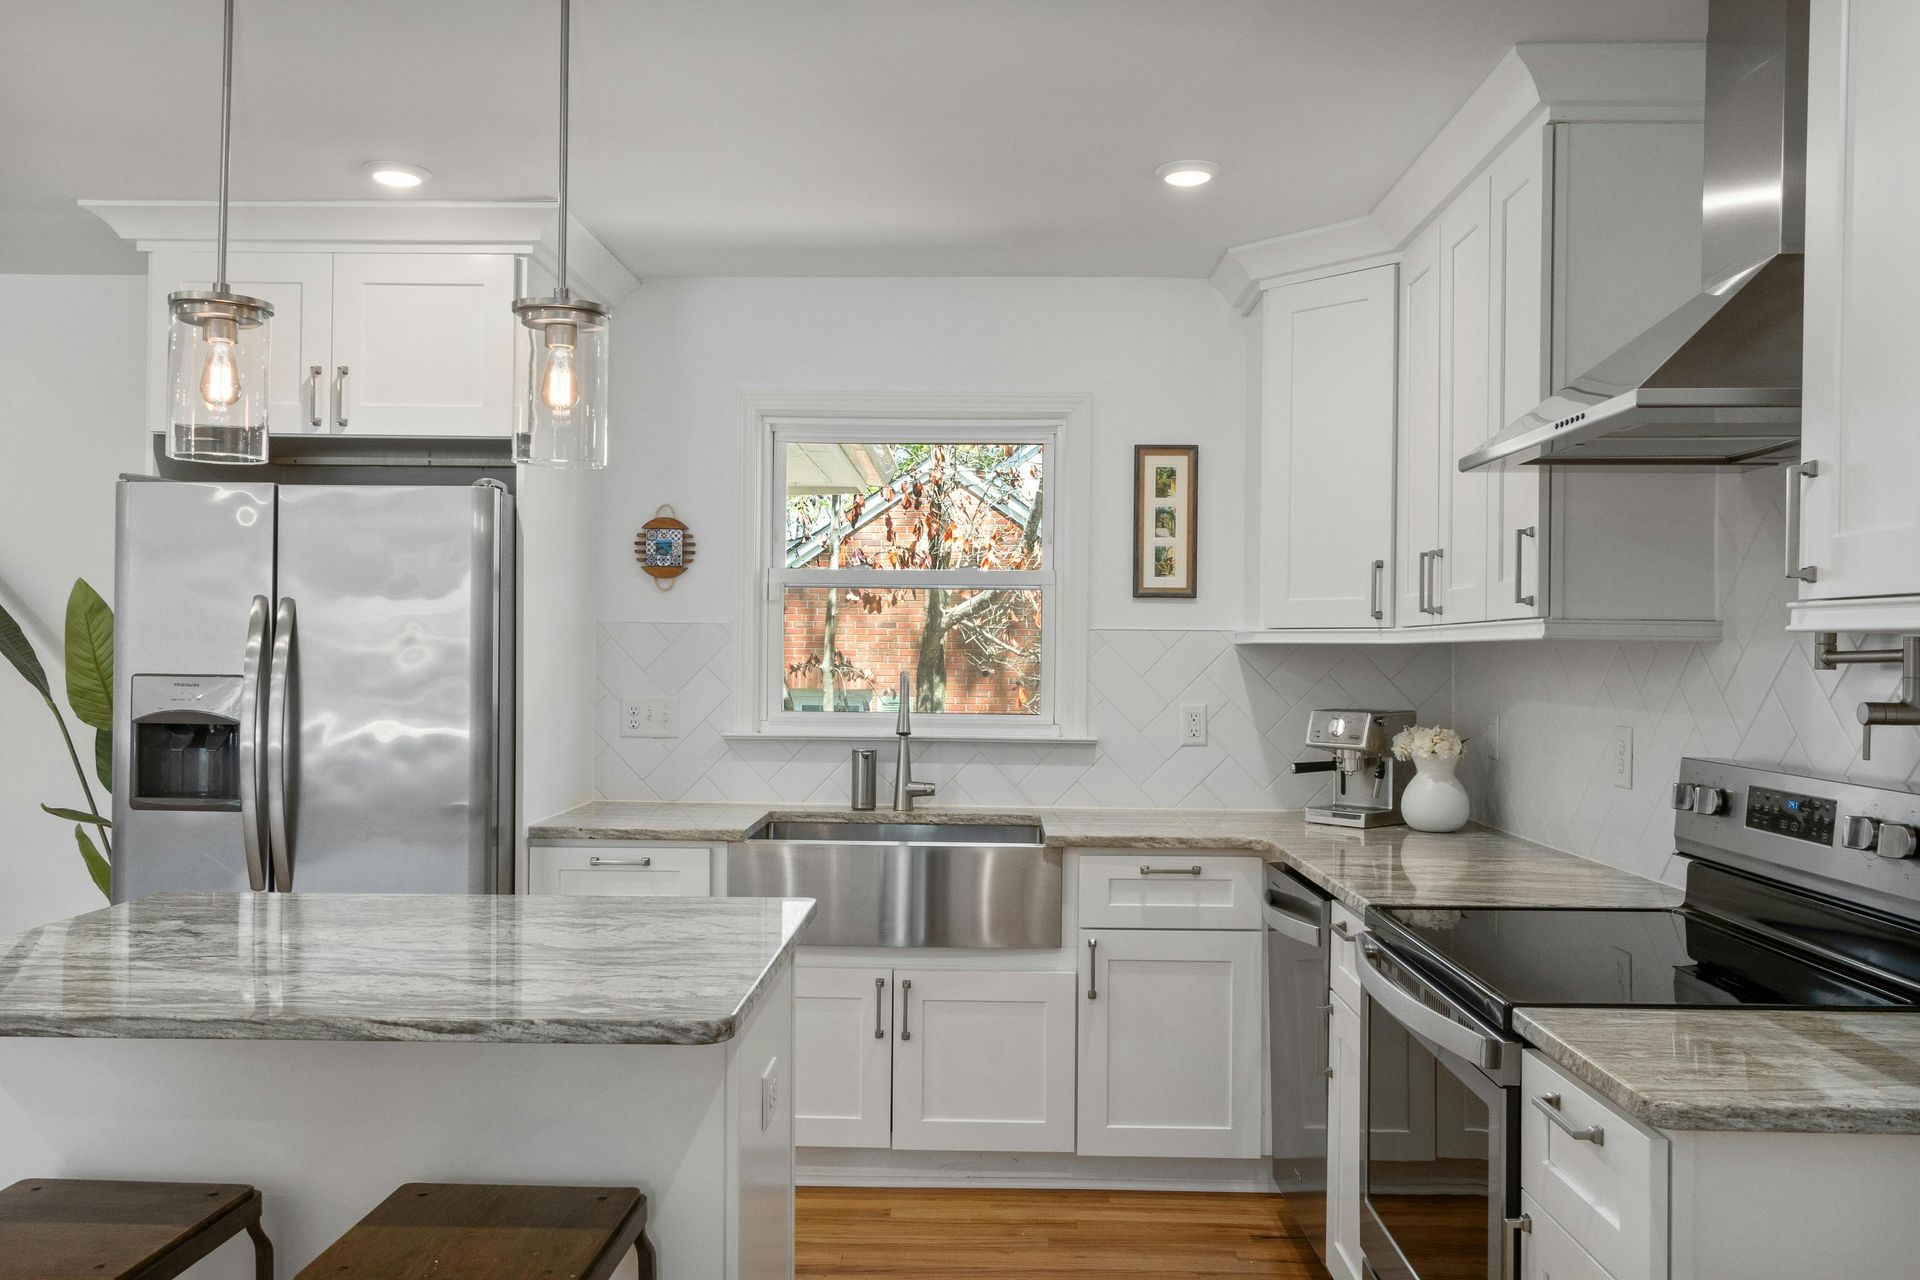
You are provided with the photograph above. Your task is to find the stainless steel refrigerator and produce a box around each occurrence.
[111,478,514,900]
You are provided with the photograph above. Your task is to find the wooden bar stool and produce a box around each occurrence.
[297,1183,652,1280]
[0,1179,273,1280]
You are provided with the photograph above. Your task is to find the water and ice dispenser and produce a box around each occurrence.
[128,675,243,810]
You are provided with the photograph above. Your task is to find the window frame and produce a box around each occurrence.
[735,392,1090,742]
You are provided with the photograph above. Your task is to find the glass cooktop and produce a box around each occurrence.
[1370,906,1918,1030]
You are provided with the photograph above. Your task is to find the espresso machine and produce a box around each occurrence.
[1291,708,1415,827]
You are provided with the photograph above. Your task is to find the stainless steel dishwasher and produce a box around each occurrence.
[1265,863,1334,1271]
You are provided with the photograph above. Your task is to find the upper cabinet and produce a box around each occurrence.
[147,250,517,438]
[86,200,640,445]
[1789,1,1920,630]
[1247,113,1721,644]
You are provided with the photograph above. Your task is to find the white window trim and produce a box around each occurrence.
[733,391,1091,742]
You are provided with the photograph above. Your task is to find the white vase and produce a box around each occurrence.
[1402,754,1470,832]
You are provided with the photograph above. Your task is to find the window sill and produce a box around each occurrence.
[724,726,1096,747]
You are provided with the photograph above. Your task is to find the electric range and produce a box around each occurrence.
[1350,759,1920,1280]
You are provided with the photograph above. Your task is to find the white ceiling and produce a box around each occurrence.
[0,1,1704,278]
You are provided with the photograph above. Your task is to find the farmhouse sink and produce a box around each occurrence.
[730,817,1060,948]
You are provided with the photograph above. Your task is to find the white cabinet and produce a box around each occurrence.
[1522,1051,1668,1280]
[330,253,517,436]
[893,968,1078,1153]
[794,966,894,1149]
[1397,224,1443,626]
[1325,990,1365,1280]
[1076,853,1264,930]
[526,844,711,896]
[1257,264,1398,629]
[1521,1192,1614,1280]
[794,965,1077,1154]
[1792,0,1920,622]
[1076,928,1262,1158]
[145,249,517,439]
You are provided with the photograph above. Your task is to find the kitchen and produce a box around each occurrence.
[1,1,1917,1278]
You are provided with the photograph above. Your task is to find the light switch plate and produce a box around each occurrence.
[1613,725,1633,789]
[1180,703,1208,747]
[622,697,679,738]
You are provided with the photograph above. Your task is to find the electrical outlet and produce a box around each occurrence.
[760,1058,780,1133]
[1180,703,1208,747]
[621,697,679,738]
[1613,725,1633,790]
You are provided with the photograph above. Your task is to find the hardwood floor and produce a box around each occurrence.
[795,1186,1330,1279]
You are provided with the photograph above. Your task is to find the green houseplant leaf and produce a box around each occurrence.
[64,579,113,732]
[0,595,51,700]
[72,825,111,899]
[43,805,110,827]
[95,727,112,792]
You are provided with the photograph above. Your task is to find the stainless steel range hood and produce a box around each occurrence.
[1461,0,1808,471]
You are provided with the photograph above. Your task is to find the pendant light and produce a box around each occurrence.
[513,0,610,469]
[165,0,274,465]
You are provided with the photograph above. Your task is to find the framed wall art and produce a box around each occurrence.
[1133,444,1197,598]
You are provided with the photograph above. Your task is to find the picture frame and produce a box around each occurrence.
[1133,444,1197,598]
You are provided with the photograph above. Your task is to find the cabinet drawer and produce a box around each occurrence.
[1522,1051,1667,1280]
[1329,904,1364,1008]
[1520,1192,1614,1280]
[1076,853,1262,929]
[528,845,712,897]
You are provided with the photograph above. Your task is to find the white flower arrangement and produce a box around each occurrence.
[1391,724,1467,762]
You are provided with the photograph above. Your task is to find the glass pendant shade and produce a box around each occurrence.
[166,291,274,464]
[513,297,609,469]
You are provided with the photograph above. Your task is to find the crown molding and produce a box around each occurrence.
[81,199,560,250]
[529,213,642,308]
[1214,41,1706,308]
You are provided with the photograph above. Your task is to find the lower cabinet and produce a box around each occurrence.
[793,965,1078,1154]
[1326,990,1366,1280]
[525,844,712,897]
[1521,1192,1614,1280]
[1076,928,1263,1158]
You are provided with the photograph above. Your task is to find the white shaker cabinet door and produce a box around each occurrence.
[146,249,333,438]
[793,966,894,1149]
[1799,0,1920,600]
[1076,928,1262,1159]
[1439,174,1493,624]
[890,968,1076,1153]
[1520,1194,1614,1280]
[1484,126,1551,621]
[1398,223,1445,626]
[1326,990,1366,1280]
[1257,264,1398,629]
[329,253,516,436]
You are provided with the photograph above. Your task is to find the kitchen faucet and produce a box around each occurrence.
[893,671,937,812]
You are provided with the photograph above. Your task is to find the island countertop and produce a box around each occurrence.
[0,892,814,1045]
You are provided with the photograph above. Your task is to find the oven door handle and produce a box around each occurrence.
[1356,933,1511,1073]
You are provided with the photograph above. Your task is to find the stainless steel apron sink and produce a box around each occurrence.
[730,818,1060,948]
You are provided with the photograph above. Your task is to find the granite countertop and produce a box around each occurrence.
[531,801,1681,913]
[1515,1008,1920,1135]
[0,892,814,1045]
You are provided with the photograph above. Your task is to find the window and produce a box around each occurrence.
[738,395,1088,739]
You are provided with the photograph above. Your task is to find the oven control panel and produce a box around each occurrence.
[1745,786,1837,845]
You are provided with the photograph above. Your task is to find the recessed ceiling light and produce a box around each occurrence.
[362,161,431,189]
[1156,161,1219,188]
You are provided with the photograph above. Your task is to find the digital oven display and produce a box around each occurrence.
[1745,786,1837,845]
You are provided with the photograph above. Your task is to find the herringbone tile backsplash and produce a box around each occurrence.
[595,624,1452,810]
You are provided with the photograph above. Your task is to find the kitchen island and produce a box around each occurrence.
[0,892,813,1280]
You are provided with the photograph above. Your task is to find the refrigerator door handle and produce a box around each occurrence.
[266,596,298,891]
[237,595,272,891]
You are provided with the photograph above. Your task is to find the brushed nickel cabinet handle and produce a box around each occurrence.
[307,365,323,428]
[1139,865,1203,876]
[333,364,350,429]
[1785,460,1819,583]
[588,856,652,867]
[1369,558,1385,621]
[1086,937,1099,1000]
[1514,526,1537,607]
[1416,550,1430,614]
[1428,547,1444,615]
[874,976,886,1039]
[1532,1091,1604,1144]
[899,978,912,1041]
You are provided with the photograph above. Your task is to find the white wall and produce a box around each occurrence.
[585,275,1452,807]
[1457,470,1920,885]
[0,274,147,935]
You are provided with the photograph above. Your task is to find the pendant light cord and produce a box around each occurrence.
[215,0,235,291]
[555,0,572,301]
